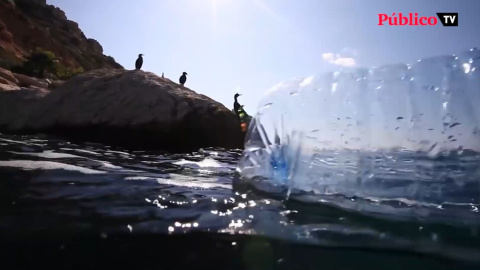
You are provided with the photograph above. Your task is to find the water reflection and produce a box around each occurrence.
[0,133,479,265]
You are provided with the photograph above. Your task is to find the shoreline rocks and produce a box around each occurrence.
[0,68,245,152]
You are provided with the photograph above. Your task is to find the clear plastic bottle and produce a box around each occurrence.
[236,48,480,218]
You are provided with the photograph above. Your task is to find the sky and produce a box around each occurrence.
[46,0,480,116]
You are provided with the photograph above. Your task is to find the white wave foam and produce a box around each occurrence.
[173,158,232,173]
[0,160,105,174]
[9,150,81,159]
[174,158,223,167]
[105,150,131,156]
[60,148,101,156]
[0,138,44,147]
[125,174,231,189]
[8,150,140,173]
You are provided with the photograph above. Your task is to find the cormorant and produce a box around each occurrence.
[135,54,143,70]
[179,72,187,85]
[233,93,242,119]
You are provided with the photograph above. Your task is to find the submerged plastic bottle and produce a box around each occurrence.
[236,48,480,215]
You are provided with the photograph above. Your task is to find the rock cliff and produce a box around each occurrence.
[0,0,122,70]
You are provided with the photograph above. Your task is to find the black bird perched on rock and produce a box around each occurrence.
[233,93,242,119]
[179,72,187,85]
[135,54,143,70]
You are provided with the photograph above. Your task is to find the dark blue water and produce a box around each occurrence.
[0,133,479,270]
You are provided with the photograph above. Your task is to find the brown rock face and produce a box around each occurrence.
[0,66,20,90]
[0,69,245,152]
[12,72,48,88]
[0,83,20,91]
[0,0,122,70]
[0,67,17,84]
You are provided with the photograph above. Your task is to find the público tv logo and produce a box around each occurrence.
[378,13,458,26]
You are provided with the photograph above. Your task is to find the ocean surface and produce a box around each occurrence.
[0,132,479,270]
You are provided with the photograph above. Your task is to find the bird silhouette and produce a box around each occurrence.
[233,93,242,119]
[179,72,187,85]
[135,54,143,70]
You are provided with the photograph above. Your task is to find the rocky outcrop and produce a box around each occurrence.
[13,73,48,88]
[0,83,20,91]
[0,66,53,90]
[0,67,17,84]
[0,69,245,152]
[0,67,20,90]
[0,0,122,70]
